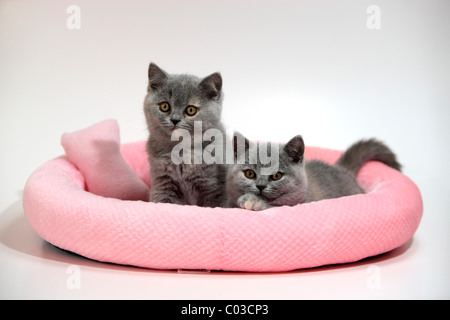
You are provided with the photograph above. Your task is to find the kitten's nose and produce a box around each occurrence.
[171,119,180,126]
[256,185,266,192]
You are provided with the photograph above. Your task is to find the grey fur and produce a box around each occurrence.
[143,63,227,207]
[226,134,401,210]
[226,133,308,210]
[336,138,402,174]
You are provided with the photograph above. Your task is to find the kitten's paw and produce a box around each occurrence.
[252,200,269,211]
[237,194,256,209]
[237,194,269,211]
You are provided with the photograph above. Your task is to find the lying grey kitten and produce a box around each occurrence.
[143,63,227,207]
[226,133,401,210]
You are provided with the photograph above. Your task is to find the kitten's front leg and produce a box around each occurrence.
[149,175,184,205]
[150,190,184,205]
[237,194,271,211]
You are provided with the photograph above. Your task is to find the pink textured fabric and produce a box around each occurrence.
[61,119,150,201]
[23,136,423,272]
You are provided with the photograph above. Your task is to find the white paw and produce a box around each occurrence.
[237,194,269,211]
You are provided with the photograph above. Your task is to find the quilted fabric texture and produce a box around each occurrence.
[23,141,423,272]
[61,119,150,201]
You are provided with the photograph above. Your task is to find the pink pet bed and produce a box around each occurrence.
[23,120,423,272]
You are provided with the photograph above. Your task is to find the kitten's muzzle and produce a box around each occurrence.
[256,185,266,192]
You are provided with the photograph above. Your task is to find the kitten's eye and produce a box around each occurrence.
[244,169,256,180]
[159,102,171,113]
[270,172,284,181]
[185,105,198,116]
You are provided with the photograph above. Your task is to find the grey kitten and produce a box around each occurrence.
[143,63,227,207]
[226,133,401,210]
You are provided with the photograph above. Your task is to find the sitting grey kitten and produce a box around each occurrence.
[143,63,227,207]
[226,133,401,210]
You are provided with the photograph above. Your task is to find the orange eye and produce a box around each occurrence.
[270,172,283,181]
[159,102,170,112]
[244,169,256,179]
[185,105,198,116]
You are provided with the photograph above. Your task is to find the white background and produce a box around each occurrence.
[1,0,449,299]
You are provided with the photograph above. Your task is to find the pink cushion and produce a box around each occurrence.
[60,119,150,201]
[23,134,423,272]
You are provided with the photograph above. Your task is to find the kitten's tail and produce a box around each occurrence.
[336,138,402,175]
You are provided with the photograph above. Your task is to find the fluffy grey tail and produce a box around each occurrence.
[336,138,402,175]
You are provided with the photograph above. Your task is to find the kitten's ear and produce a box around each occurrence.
[199,72,222,100]
[233,132,249,161]
[284,135,305,163]
[148,63,168,91]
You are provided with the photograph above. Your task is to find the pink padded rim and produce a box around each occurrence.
[23,141,423,272]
